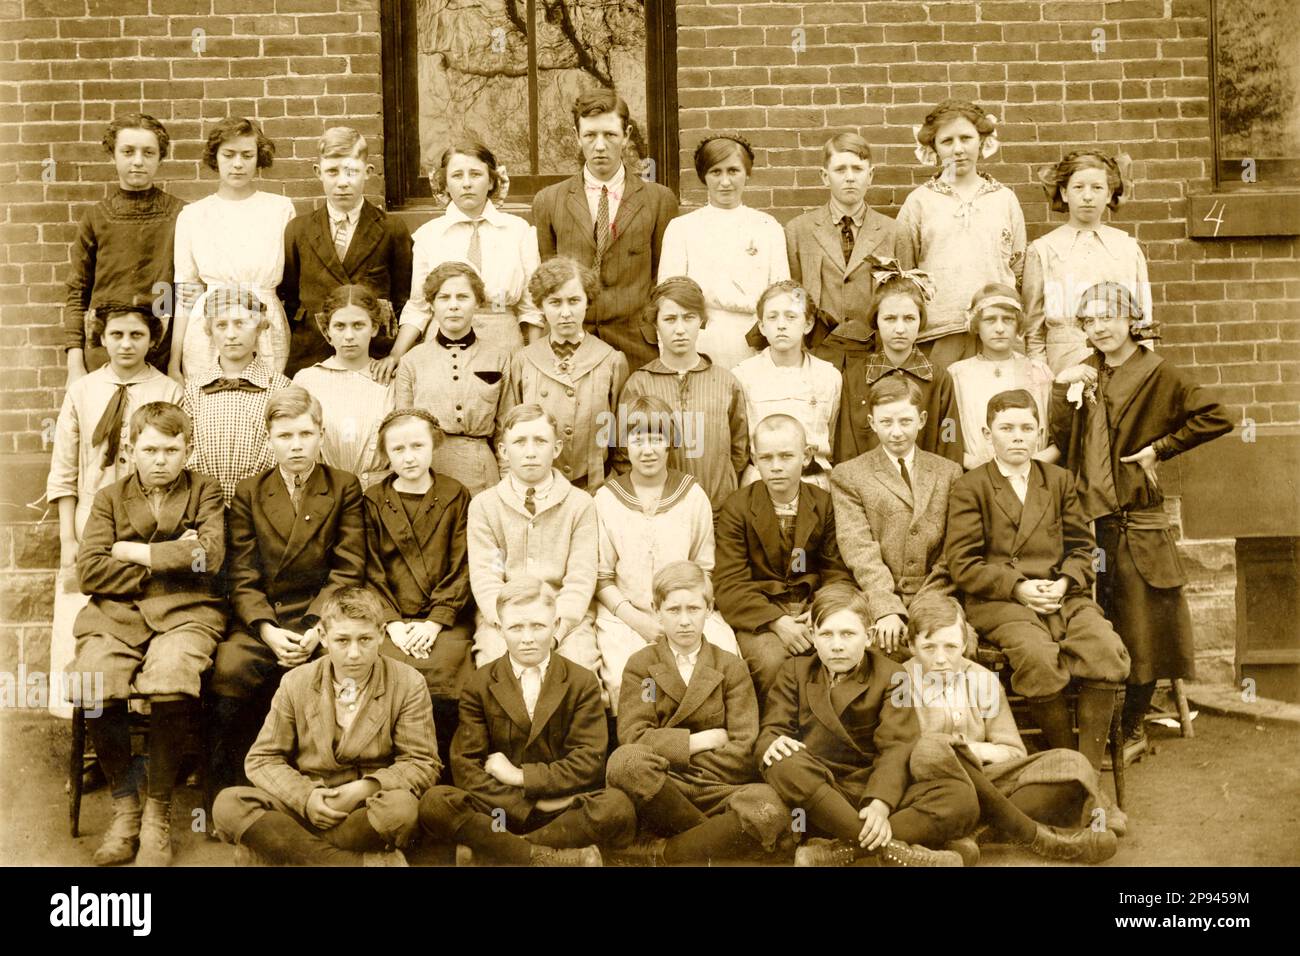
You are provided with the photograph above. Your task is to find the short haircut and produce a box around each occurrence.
[867,274,929,335]
[319,586,386,636]
[693,134,755,182]
[317,126,368,160]
[756,279,814,328]
[623,394,679,448]
[867,374,924,413]
[1048,150,1124,213]
[644,275,709,335]
[528,256,599,308]
[265,385,323,431]
[424,260,486,309]
[986,388,1039,428]
[202,286,268,334]
[90,305,164,350]
[499,403,559,441]
[752,413,807,449]
[968,282,1028,336]
[317,284,383,340]
[915,99,996,153]
[572,88,631,132]
[102,113,169,160]
[906,593,966,643]
[431,141,503,201]
[496,575,558,621]
[129,401,191,444]
[651,560,713,608]
[810,582,873,632]
[822,132,872,166]
[203,117,276,171]
[376,408,445,461]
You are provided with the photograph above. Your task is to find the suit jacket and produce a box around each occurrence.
[946,460,1095,604]
[1048,349,1232,588]
[830,447,963,622]
[757,651,918,809]
[451,654,609,827]
[363,472,472,626]
[532,169,678,370]
[617,638,762,787]
[75,470,227,647]
[227,463,366,634]
[714,480,851,633]
[279,200,414,376]
[245,655,440,815]
[785,204,899,344]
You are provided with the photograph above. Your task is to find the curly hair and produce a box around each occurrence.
[423,260,486,308]
[430,142,504,202]
[528,256,599,309]
[755,279,814,328]
[102,113,169,160]
[1047,150,1125,213]
[915,99,997,151]
[90,305,164,349]
[203,117,276,172]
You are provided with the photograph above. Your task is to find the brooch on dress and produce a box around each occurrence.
[746,237,758,256]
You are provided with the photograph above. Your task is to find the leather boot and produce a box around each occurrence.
[529,844,602,866]
[92,794,142,866]
[135,797,173,867]
[1028,823,1119,863]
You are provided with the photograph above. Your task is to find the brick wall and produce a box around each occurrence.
[0,0,388,680]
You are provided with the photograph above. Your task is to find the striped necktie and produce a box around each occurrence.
[466,219,482,271]
[333,216,350,263]
[593,185,610,272]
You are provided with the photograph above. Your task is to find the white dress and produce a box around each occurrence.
[948,353,1057,468]
[732,348,842,490]
[592,471,739,713]
[174,191,296,376]
[658,204,790,370]
[292,358,394,487]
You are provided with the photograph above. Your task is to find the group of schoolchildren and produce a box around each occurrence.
[48,87,1233,868]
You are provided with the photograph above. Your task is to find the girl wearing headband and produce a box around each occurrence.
[1022,150,1152,374]
[893,100,1026,376]
[658,134,790,370]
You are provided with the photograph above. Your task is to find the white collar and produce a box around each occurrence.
[508,470,555,506]
[671,640,703,666]
[280,462,317,493]
[762,347,808,370]
[1046,222,1120,256]
[828,198,866,226]
[510,653,551,681]
[444,199,506,227]
[891,446,917,472]
[326,201,362,225]
[994,458,1031,483]
[583,163,625,195]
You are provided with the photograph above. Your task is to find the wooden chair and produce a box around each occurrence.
[975,643,1127,810]
[68,692,214,839]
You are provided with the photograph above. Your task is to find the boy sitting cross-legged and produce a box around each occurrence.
[758,582,978,867]
[212,586,438,866]
[69,401,226,867]
[419,576,636,866]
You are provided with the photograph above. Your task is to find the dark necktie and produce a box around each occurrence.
[290,473,307,514]
[594,185,610,273]
[435,328,476,350]
[201,376,261,394]
[91,382,131,468]
[551,340,579,361]
[897,456,912,490]
[524,486,536,516]
[839,215,855,265]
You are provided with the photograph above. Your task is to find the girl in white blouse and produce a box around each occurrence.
[395,143,541,359]
[170,117,295,382]
[658,134,790,370]
[291,284,394,487]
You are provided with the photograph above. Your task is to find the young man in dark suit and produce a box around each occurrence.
[945,388,1131,769]
[714,414,852,705]
[531,89,678,371]
[209,386,367,792]
[758,582,977,867]
[69,402,227,867]
[279,127,413,379]
[418,577,636,866]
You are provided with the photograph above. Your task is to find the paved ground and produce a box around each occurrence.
[3,708,1298,867]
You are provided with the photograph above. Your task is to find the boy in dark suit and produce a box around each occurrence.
[69,402,226,866]
[758,582,976,867]
[210,386,366,792]
[784,133,900,347]
[531,89,678,371]
[945,389,1130,769]
[279,127,413,379]
[606,561,791,865]
[715,414,852,704]
[418,577,636,866]
[213,586,437,866]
